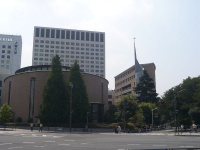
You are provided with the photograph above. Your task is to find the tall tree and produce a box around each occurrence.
[67,61,90,123]
[40,55,69,124]
[135,70,158,103]
[161,76,200,125]
[0,103,13,124]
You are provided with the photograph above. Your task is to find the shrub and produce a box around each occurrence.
[16,117,22,123]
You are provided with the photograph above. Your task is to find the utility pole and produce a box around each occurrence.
[69,82,73,133]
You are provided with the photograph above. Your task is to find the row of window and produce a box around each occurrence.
[0,65,10,69]
[34,44,104,50]
[1,60,10,64]
[34,48,104,53]
[35,28,105,42]
[34,52,104,56]
[32,62,104,77]
[35,40,104,47]
[1,50,11,54]
[1,45,12,49]
[115,75,135,87]
[33,57,104,64]
[1,55,10,59]
[115,69,134,81]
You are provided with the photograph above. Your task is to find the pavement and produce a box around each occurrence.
[0,128,200,149]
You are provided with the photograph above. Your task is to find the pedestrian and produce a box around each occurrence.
[39,123,43,132]
[115,126,118,133]
[30,123,33,131]
[117,125,121,133]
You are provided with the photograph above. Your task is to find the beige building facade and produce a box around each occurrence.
[3,65,108,123]
[114,63,156,103]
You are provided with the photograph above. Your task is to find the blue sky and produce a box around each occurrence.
[0,0,199,96]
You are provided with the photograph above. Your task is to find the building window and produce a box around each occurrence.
[86,32,89,41]
[36,28,40,37]
[41,28,45,37]
[51,29,55,38]
[8,81,12,105]
[2,50,5,53]
[91,33,94,41]
[0,81,2,87]
[8,45,11,49]
[81,32,85,40]
[71,31,75,40]
[61,30,65,39]
[95,33,99,42]
[56,30,60,39]
[76,31,80,40]
[1,55,5,58]
[7,55,10,59]
[66,31,70,39]
[46,29,50,38]
[100,34,104,42]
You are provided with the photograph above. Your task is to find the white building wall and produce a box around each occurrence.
[32,27,105,78]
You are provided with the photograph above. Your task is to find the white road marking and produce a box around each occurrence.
[153,144,167,147]
[45,141,55,143]
[59,144,70,146]
[34,146,46,147]
[8,147,23,149]
[42,135,47,137]
[117,149,125,150]
[64,140,74,142]
[180,146,194,148]
[128,144,140,146]
[53,136,63,138]
[23,142,35,144]
[0,143,12,146]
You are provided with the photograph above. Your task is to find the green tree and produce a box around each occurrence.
[115,95,144,126]
[40,55,69,124]
[161,76,200,125]
[139,102,156,125]
[104,104,117,123]
[0,103,13,124]
[135,70,158,103]
[67,61,90,123]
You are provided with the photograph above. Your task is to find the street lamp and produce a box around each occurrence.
[69,82,73,133]
[152,108,157,126]
[86,112,89,131]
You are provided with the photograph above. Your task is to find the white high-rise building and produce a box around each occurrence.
[32,26,105,78]
[0,34,22,75]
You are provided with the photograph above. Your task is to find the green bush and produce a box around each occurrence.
[16,117,22,123]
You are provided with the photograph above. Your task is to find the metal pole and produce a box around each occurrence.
[87,112,89,131]
[152,109,153,126]
[123,99,126,132]
[69,82,73,133]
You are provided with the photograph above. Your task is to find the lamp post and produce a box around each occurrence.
[87,112,89,131]
[69,82,73,133]
[152,108,157,126]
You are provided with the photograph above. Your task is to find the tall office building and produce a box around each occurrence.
[0,34,22,75]
[32,26,105,77]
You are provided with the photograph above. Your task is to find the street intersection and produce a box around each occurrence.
[0,129,200,150]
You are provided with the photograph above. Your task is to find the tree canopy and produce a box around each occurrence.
[67,61,90,123]
[40,55,69,124]
[0,103,13,124]
[135,70,158,103]
[160,76,200,125]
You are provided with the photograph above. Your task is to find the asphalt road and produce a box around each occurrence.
[0,129,200,150]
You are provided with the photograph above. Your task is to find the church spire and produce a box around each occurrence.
[134,38,143,86]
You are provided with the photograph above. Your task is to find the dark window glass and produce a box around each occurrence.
[56,30,60,39]
[46,29,50,38]
[2,45,6,48]
[0,81,2,87]
[61,30,65,39]
[100,34,104,42]
[76,31,80,40]
[71,31,75,40]
[51,29,55,38]
[95,33,99,42]
[81,32,85,40]
[66,31,70,39]
[36,28,40,37]
[86,32,89,41]
[41,28,45,37]
[91,33,94,41]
